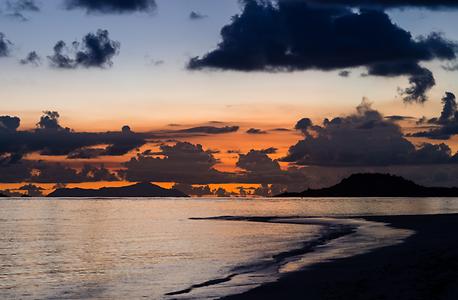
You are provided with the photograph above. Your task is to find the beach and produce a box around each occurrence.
[223,214,458,300]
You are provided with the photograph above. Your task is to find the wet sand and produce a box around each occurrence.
[223,214,458,300]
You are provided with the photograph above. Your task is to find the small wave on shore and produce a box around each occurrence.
[166,216,413,299]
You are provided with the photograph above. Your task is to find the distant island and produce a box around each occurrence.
[0,193,7,197]
[48,182,189,198]
[276,173,458,197]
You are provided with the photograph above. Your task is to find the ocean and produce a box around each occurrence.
[1,197,458,299]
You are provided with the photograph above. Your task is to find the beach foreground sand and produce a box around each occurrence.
[223,214,458,300]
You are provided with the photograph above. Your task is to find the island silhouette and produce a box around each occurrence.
[276,173,458,197]
[48,182,189,198]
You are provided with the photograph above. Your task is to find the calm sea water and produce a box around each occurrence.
[1,197,458,299]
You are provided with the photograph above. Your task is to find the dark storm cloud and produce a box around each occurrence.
[188,1,457,103]
[65,0,157,14]
[189,11,207,20]
[19,51,41,66]
[284,99,458,166]
[49,29,120,69]
[410,92,458,140]
[120,142,233,184]
[0,156,119,183]
[179,125,239,134]
[0,33,12,57]
[246,128,267,134]
[0,112,148,159]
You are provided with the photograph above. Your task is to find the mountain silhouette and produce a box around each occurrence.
[48,182,189,198]
[276,173,458,197]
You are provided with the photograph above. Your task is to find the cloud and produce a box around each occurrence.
[2,0,40,21]
[260,147,278,154]
[65,0,157,14]
[189,11,207,20]
[0,33,12,57]
[188,1,457,103]
[19,51,41,66]
[246,128,267,134]
[284,98,458,166]
[120,142,233,184]
[0,116,20,131]
[18,183,44,196]
[0,112,148,159]
[48,29,120,69]
[410,92,458,139]
[6,0,39,12]
[179,125,239,134]
[31,163,119,183]
[236,149,308,187]
[338,70,351,77]
[172,183,212,196]
[296,0,458,9]
[384,115,415,121]
[67,147,105,159]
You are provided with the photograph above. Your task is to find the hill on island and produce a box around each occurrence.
[276,173,458,197]
[48,182,189,198]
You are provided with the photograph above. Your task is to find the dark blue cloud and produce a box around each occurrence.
[188,1,457,103]
[0,33,12,57]
[48,29,120,69]
[65,0,157,14]
[19,51,41,66]
[297,0,458,9]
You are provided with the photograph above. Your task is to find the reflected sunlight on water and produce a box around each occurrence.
[1,197,458,299]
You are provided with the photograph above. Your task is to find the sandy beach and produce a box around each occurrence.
[223,214,458,300]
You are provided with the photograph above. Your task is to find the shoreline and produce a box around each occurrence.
[221,213,458,300]
[177,215,411,299]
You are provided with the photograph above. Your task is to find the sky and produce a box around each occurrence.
[1,0,458,196]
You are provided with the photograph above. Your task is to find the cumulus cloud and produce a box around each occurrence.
[48,29,120,69]
[284,98,458,166]
[19,51,40,66]
[65,0,157,14]
[411,92,458,139]
[188,1,457,103]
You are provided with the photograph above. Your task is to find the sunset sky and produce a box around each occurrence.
[1,0,458,196]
